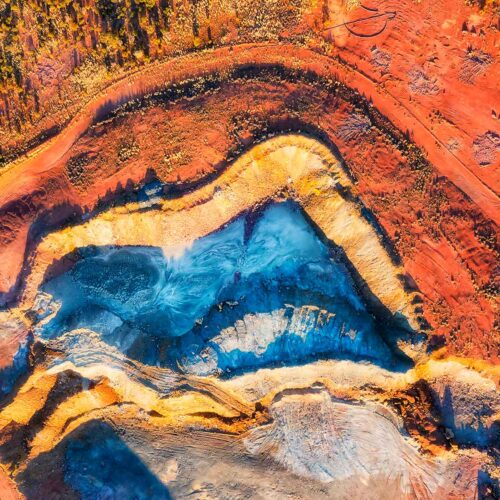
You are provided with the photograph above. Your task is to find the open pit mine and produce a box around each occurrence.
[0,0,498,498]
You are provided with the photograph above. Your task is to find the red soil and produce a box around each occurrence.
[0,70,498,363]
[0,0,498,364]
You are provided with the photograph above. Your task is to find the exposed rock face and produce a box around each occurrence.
[1,328,498,498]
[0,0,498,497]
[425,360,499,447]
[245,391,480,497]
[34,202,411,374]
[0,60,497,362]
[0,132,498,500]
[0,313,30,396]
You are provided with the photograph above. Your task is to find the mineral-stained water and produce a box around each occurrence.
[38,201,411,374]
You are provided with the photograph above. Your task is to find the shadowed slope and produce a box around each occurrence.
[35,202,412,373]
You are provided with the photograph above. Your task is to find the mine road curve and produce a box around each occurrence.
[0,43,498,225]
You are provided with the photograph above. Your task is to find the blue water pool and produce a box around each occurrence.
[38,201,411,373]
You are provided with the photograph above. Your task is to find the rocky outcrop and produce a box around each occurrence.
[0,2,498,495]
[0,60,496,362]
[0,136,497,496]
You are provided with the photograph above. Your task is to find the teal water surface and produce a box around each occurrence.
[39,201,410,373]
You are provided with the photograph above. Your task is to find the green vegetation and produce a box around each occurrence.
[0,0,307,139]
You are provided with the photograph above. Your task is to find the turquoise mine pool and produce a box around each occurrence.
[39,201,411,374]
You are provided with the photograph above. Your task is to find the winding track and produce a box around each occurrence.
[18,135,422,353]
[1,43,498,223]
